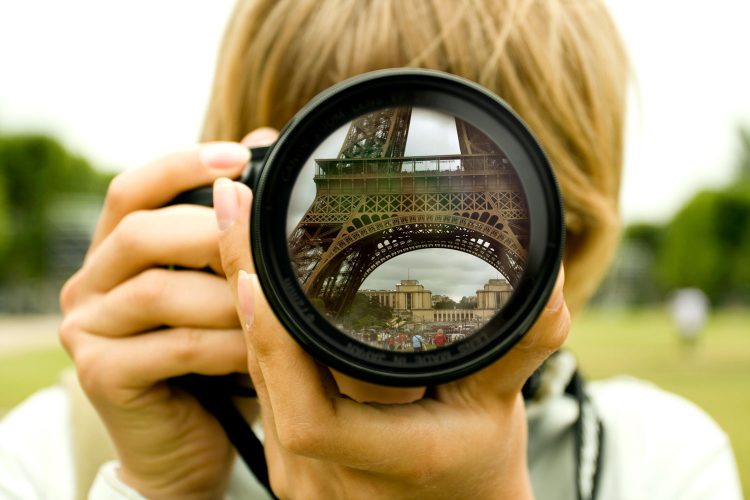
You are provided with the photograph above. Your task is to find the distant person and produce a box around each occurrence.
[434,328,447,348]
[411,334,424,352]
[397,331,408,350]
[669,288,710,345]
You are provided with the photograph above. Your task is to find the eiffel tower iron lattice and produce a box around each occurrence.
[288,107,530,316]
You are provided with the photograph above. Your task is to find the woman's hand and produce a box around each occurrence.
[59,140,259,499]
[213,146,571,499]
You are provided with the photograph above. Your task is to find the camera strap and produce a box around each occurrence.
[171,375,276,499]
[565,369,605,500]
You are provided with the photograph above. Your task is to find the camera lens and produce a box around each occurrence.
[251,69,562,386]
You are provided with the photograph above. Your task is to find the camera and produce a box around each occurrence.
[174,69,563,386]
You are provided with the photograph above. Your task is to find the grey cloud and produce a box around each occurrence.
[360,249,506,301]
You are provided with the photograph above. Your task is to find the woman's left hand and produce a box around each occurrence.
[212,131,570,499]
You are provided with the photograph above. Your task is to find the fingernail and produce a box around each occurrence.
[213,177,238,231]
[241,128,279,148]
[199,142,250,169]
[238,270,255,330]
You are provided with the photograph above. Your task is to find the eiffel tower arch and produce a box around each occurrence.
[288,107,530,316]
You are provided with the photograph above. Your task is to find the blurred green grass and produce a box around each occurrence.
[0,309,747,495]
[0,347,73,415]
[567,308,749,497]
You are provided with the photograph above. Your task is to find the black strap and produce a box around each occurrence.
[171,375,278,499]
[565,370,605,500]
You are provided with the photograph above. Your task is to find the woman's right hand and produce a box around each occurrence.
[58,141,255,498]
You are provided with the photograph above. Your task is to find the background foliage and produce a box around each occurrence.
[596,127,750,307]
[0,134,112,311]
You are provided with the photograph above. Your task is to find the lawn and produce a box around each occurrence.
[567,308,749,497]
[0,347,72,414]
[0,308,748,495]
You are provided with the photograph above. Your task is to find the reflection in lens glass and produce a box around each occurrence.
[288,107,529,351]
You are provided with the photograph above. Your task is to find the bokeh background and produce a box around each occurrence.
[0,1,748,495]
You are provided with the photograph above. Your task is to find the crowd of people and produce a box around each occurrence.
[351,327,469,351]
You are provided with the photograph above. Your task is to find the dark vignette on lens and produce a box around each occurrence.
[250,70,563,386]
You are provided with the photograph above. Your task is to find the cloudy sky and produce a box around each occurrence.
[287,108,499,300]
[287,108,462,233]
[1,1,749,224]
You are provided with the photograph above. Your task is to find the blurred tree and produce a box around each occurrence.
[624,223,663,255]
[592,222,664,307]
[340,293,393,329]
[458,296,476,309]
[721,186,750,302]
[0,134,111,284]
[656,181,750,304]
[434,298,458,310]
[656,191,726,301]
[595,126,750,307]
[0,175,9,256]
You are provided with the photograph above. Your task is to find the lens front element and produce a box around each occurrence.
[287,106,530,353]
[253,70,562,385]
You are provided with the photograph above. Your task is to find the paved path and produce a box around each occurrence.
[0,315,62,355]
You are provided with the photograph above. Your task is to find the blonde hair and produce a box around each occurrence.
[202,0,629,314]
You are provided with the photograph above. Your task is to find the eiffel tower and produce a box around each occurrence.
[288,107,529,316]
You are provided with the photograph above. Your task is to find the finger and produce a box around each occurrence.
[81,205,222,294]
[78,269,239,337]
[236,270,290,486]
[75,327,248,396]
[89,142,250,254]
[214,178,255,278]
[331,369,426,404]
[235,269,339,404]
[240,127,279,147]
[444,268,570,404]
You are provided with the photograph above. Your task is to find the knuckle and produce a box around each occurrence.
[59,271,82,312]
[268,468,288,499]
[171,327,204,365]
[549,304,571,350]
[127,268,170,311]
[276,418,324,455]
[112,210,150,253]
[74,345,107,396]
[58,312,82,354]
[519,303,571,356]
[219,246,244,277]
[103,173,130,215]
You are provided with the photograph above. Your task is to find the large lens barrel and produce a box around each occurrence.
[251,69,563,386]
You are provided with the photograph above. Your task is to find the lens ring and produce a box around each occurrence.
[251,69,563,386]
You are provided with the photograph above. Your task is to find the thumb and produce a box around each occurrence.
[212,128,278,280]
[213,177,254,281]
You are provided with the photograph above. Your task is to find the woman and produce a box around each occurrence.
[0,0,741,498]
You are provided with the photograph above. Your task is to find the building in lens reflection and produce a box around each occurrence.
[362,278,512,324]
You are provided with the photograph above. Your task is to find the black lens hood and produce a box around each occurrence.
[250,69,564,386]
